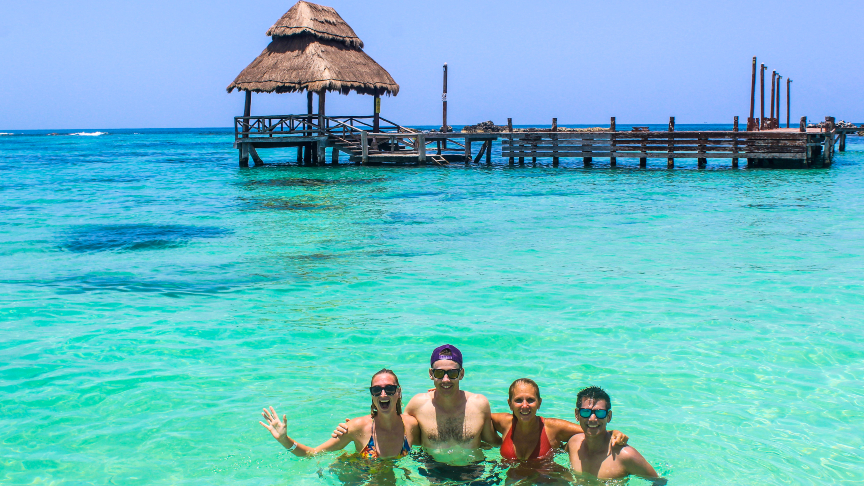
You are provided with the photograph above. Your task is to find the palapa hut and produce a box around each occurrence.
[227,1,399,133]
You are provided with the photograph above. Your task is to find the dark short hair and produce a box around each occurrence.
[508,378,541,402]
[576,386,611,409]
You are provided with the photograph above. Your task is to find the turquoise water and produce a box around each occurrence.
[1,127,863,485]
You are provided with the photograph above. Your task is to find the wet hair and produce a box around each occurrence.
[508,378,541,402]
[576,386,612,410]
[370,369,402,418]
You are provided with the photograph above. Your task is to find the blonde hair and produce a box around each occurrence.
[370,369,402,417]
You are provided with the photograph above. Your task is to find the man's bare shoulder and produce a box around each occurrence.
[405,391,433,413]
[463,391,490,409]
[567,432,586,450]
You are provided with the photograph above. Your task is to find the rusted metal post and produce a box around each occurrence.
[786,79,792,128]
[667,116,675,168]
[748,57,757,131]
[760,64,766,130]
[732,116,739,168]
[610,117,617,167]
[507,118,514,166]
[442,63,448,149]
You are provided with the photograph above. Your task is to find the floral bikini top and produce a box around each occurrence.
[359,422,411,459]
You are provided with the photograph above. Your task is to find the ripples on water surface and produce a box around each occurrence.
[1,128,863,485]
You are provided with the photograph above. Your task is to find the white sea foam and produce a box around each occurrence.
[0,132,14,136]
[69,132,108,136]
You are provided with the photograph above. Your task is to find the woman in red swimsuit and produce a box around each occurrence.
[260,369,419,459]
[492,378,628,462]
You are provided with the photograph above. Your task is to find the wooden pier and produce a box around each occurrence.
[234,114,851,168]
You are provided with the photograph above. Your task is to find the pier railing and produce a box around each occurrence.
[233,115,413,139]
[502,131,811,161]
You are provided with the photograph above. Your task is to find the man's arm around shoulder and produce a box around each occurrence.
[617,445,660,479]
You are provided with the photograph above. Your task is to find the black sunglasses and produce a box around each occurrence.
[578,408,610,419]
[431,368,461,379]
[369,385,399,396]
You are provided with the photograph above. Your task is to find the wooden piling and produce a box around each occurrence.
[732,116,739,168]
[760,64,766,129]
[667,116,675,168]
[776,75,782,127]
[839,132,846,152]
[306,91,313,137]
[697,134,707,168]
[799,116,806,133]
[770,71,776,122]
[552,118,559,167]
[332,146,339,164]
[360,131,369,164]
[464,137,471,165]
[418,133,426,163]
[240,90,252,167]
[639,135,647,168]
[442,63,448,149]
[508,118,514,166]
[748,57,757,131]
[610,117,617,167]
[786,79,792,128]
[485,140,492,165]
[296,145,303,165]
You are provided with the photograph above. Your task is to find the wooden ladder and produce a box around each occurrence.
[429,154,448,166]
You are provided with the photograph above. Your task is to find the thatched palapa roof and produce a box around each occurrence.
[227,1,398,96]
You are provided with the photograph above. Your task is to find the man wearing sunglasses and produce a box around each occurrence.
[567,386,659,480]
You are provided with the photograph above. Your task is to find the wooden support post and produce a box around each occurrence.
[249,145,264,166]
[786,79,792,128]
[800,116,806,133]
[519,139,525,166]
[769,71,776,122]
[464,137,471,165]
[297,145,303,165]
[552,118,560,167]
[507,118,514,166]
[697,134,707,168]
[332,146,339,164]
[318,91,326,136]
[436,140,441,155]
[760,64,766,130]
[748,57,757,131]
[485,140,492,165]
[667,116,675,168]
[303,142,312,165]
[307,91,313,137]
[418,133,426,163]
[732,116,739,168]
[316,142,325,165]
[373,94,380,133]
[239,142,250,167]
[610,117,617,167]
[473,140,487,164]
[640,135,647,168]
[442,63,448,149]
[839,132,846,152]
[360,131,368,164]
[776,75,782,128]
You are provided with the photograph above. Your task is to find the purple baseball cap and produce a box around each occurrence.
[430,344,463,367]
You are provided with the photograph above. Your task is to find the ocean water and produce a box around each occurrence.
[1,126,863,485]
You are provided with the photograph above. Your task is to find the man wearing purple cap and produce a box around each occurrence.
[404,344,501,469]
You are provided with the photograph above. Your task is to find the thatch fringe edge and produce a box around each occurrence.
[227,79,398,96]
[266,27,363,48]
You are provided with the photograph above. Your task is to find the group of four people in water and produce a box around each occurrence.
[260,344,660,483]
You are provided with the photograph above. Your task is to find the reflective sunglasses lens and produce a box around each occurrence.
[432,369,445,379]
[579,408,592,418]
[595,409,608,419]
[383,385,398,395]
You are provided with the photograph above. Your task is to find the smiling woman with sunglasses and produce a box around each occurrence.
[260,369,420,459]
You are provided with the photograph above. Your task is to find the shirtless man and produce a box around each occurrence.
[334,345,500,482]
[567,386,660,481]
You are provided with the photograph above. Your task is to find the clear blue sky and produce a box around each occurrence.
[1,0,861,129]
